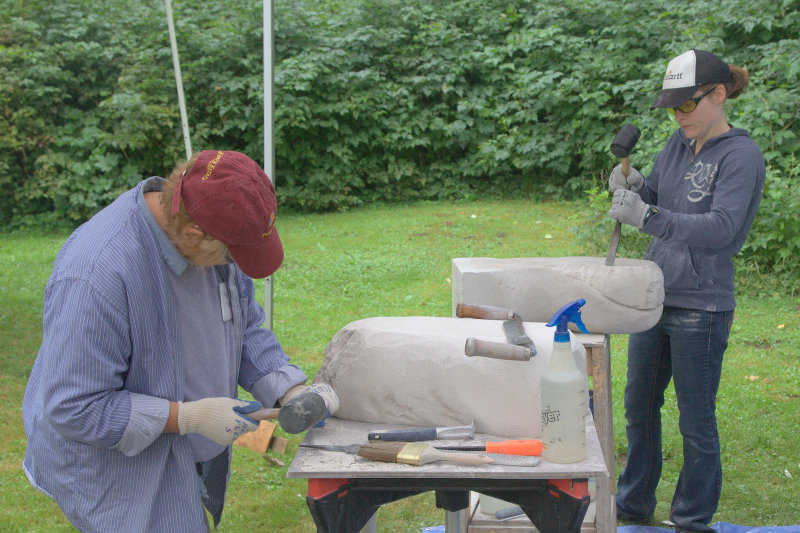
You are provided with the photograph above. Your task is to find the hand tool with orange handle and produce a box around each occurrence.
[436,439,543,456]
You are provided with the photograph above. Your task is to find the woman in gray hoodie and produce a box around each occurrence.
[607,49,765,532]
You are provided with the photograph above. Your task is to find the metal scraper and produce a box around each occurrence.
[502,313,537,355]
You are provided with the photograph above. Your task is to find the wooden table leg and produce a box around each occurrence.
[590,335,616,533]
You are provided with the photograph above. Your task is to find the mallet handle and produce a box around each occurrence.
[456,303,514,320]
[249,407,281,421]
[464,338,532,361]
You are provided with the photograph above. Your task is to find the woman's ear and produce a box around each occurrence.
[713,84,728,104]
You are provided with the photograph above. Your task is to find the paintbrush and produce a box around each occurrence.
[300,443,539,467]
[356,441,493,466]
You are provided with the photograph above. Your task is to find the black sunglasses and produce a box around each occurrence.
[670,85,719,114]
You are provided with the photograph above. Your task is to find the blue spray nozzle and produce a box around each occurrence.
[545,299,589,341]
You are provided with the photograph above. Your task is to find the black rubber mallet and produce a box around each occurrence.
[247,393,328,434]
[605,123,641,266]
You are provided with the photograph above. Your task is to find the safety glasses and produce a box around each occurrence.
[670,85,719,114]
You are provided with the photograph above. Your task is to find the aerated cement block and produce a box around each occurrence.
[452,257,664,335]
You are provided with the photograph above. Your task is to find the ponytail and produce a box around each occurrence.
[725,65,749,99]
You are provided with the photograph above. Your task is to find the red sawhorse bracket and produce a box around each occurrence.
[305,477,590,533]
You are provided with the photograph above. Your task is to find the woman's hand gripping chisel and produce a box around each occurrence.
[606,123,641,266]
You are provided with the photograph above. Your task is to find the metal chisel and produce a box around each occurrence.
[367,421,474,442]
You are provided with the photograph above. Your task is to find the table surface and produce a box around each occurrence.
[287,418,608,480]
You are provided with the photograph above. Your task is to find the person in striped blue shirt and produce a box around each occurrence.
[22,150,338,532]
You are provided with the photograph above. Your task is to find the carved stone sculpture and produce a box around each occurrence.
[452,257,664,334]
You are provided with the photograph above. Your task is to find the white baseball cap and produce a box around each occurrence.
[651,49,730,109]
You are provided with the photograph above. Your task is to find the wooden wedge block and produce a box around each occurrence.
[234,421,277,453]
[268,435,289,454]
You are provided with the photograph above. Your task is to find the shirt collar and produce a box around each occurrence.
[137,177,190,276]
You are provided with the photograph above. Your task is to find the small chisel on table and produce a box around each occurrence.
[367,421,474,442]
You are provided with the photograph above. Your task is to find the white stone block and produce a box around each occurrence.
[315,316,588,438]
[452,257,664,334]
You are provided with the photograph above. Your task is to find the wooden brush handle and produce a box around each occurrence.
[456,303,514,320]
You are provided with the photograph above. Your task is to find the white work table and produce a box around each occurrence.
[287,417,608,533]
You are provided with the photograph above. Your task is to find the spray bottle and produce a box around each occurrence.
[541,298,590,463]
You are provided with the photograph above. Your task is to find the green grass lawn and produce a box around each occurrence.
[1,198,798,531]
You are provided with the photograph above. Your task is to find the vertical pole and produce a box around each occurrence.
[263,0,275,330]
[445,509,468,533]
[164,0,192,160]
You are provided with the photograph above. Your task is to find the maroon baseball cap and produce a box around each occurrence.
[171,150,283,278]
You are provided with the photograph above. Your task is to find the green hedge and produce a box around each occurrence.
[1,0,798,275]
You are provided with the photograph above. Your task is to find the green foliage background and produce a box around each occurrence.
[1,0,798,276]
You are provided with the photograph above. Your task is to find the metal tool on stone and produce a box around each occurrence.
[457,303,536,359]
[368,421,474,442]
[606,123,641,266]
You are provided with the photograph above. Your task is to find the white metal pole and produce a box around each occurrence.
[263,0,275,330]
[165,0,192,160]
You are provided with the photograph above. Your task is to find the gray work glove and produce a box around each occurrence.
[609,189,650,229]
[178,397,261,446]
[279,383,340,434]
[608,163,644,194]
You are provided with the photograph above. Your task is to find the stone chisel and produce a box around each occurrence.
[502,315,537,355]
[606,123,641,266]
[456,303,536,355]
[367,421,474,442]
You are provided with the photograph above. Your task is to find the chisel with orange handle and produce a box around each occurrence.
[435,439,543,456]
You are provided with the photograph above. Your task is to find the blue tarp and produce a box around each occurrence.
[422,524,800,533]
[619,523,800,533]
[424,522,800,533]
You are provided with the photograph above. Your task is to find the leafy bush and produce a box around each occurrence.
[1,0,798,279]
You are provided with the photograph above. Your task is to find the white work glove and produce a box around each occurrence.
[178,397,261,446]
[608,163,644,194]
[279,383,340,434]
[608,189,651,229]
[304,383,340,415]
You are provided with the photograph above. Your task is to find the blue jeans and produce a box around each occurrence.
[616,306,734,531]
